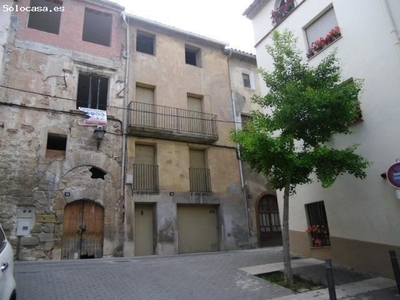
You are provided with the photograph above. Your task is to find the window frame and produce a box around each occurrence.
[82,7,112,47]
[46,133,67,159]
[304,6,341,58]
[76,73,109,111]
[136,31,155,55]
[27,0,63,34]
[305,201,331,247]
[185,45,202,67]
[242,73,251,88]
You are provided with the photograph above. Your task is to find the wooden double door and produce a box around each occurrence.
[61,200,104,259]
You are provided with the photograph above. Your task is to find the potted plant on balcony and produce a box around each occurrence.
[306,225,330,247]
[271,0,296,26]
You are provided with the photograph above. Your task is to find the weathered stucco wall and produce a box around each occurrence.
[124,136,247,255]
[128,19,236,147]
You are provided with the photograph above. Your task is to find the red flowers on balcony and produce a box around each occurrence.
[271,0,296,26]
[307,26,342,59]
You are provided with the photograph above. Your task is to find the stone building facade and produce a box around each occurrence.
[0,0,272,260]
[0,0,126,260]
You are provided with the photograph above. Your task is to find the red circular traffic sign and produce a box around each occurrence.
[387,162,400,188]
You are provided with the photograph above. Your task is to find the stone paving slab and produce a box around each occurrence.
[239,258,324,275]
[14,248,399,300]
[14,248,295,300]
[270,277,397,300]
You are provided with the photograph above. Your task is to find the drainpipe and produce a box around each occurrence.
[383,0,400,59]
[121,12,130,252]
[227,48,251,245]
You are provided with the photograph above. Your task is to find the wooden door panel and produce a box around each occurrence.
[61,200,104,259]
[258,195,283,247]
[61,201,83,259]
[81,201,104,258]
[134,204,154,256]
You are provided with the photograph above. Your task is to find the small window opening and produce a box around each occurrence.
[82,8,112,46]
[46,133,67,159]
[77,73,108,111]
[185,45,201,67]
[242,73,251,88]
[136,31,155,55]
[90,167,106,179]
[27,0,63,34]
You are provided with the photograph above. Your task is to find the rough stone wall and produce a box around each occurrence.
[0,0,126,260]
[0,109,124,260]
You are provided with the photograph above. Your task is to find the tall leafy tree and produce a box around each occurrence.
[231,30,370,284]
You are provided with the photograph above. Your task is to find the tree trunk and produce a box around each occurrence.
[282,179,293,285]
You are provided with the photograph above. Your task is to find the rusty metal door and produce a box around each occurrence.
[61,200,104,259]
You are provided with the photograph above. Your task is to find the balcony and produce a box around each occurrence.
[127,101,219,144]
[271,0,295,26]
[133,164,159,193]
[189,168,212,193]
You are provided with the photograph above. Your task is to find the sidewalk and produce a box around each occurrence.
[241,257,399,299]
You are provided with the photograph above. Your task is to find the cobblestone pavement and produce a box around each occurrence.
[15,247,293,300]
[14,247,400,300]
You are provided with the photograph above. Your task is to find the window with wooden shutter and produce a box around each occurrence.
[305,7,338,48]
[133,144,158,192]
[189,149,211,192]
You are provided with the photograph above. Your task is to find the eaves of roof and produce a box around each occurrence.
[243,0,270,20]
[125,13,229,50]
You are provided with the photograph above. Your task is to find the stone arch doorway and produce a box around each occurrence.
[61,200,104,259]
[257,194,283,247]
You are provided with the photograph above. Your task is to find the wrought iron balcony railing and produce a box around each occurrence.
[127,101,218,143]
[133,164,159,193]
[189,168,212,193]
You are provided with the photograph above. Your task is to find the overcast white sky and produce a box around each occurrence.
[115,0,256,54]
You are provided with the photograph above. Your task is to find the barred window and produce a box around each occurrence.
[305,201,331,247]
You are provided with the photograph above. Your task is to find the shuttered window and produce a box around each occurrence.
[136,86,154,105]
[133,144,158,192]
[135,144,155,165]
[187,96,202,112]
[189,149,205,168]
[305,7,338,47]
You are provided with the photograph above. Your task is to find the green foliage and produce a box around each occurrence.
[231,30,370,193]
[259,272,326,293]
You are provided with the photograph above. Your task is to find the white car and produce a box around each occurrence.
[0,224,16,300]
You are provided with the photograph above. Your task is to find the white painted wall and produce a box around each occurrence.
[251,0,400,246]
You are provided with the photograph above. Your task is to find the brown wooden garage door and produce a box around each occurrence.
[61,200,104,259]
[177,205,218,254]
